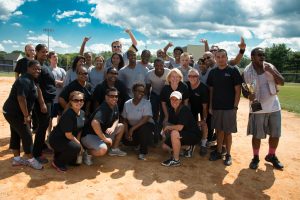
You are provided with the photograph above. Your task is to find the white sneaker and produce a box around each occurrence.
[28,158,43,170]
[108,148,127,156]
[83,151,93,166]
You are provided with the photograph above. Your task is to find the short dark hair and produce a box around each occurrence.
[35,44,47,52]
[154,58,164,65]
[105,87,118,95]
[173,46,183,54]
[126,50,136,57]
[27,60,40,69]
[216,49,228,57]
[48,51,56,59]
[71,55,85,71]
[141,49,151,56]
[132,83,145,92]
[251,47,264,56]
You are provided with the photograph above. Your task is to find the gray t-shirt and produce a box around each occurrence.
[50,67,66,103]
[118,64,149,98]
[122,98,154,126]
[63,69,77,87]
[177,66,192,82]
[88,67,105,91]
[136,60,153,70]
[168,57,181,69]
[146,68,170,95]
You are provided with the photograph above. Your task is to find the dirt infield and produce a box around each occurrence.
[0,77,300,200]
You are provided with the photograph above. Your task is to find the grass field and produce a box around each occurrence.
[278,83,300,114]
[0,72,14,77]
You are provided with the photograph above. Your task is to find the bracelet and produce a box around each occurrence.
[239,49,245,54]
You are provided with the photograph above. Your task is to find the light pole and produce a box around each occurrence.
[43,28,54,49]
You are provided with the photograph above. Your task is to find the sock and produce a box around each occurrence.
[268,147,276,155]
[14,156,21,161]
[201,139,207,147]
[253,148,260,156]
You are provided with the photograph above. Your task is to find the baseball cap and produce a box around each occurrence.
[170,91,182,100]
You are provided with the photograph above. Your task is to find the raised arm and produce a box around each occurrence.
[200,39,209,52]
[229,37,246,66]
[125,29,137,47]
[79,37,91,56]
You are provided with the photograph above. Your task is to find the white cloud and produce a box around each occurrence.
[28,30,34,34]
[12,22,21,27]
[72,17,91,27]
[12,44,20,48]
[0,0,25,20]
[257,37,300,52]
[2,40,17,44]
[89,0,299,44]
[87,43,111,53]
[12,10,22,16]
[55,10,86,21]
[27,34,71,50]
[0,43,4,51]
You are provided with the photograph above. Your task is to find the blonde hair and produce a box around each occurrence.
[165,68,183,85]
[180,52,190,60]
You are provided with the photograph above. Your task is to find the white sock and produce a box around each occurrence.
[201,139,207,147]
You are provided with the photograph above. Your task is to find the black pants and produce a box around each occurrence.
[122,122,154,154]
[150,92,164,143]
[49,132,81,167]
[4,114,33,154]
[32,101,52,158]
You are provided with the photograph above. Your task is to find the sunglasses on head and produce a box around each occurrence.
[72,98,84,103]
[203,56,211,61]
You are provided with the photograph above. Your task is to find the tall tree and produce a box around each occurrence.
[265,44,290,72]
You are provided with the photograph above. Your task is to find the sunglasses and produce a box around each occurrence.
[188,75,199,78]
[72,99,84,103]
[107,94,119,98]
[203,56,211,61]
[210,49,217,52]
[113,45,121,48]
[257,53,265,57]
[78,72,88,75]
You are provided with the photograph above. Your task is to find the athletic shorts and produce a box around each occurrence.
[211,109,237,133]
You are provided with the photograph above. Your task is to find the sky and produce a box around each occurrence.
[0,0,300,59]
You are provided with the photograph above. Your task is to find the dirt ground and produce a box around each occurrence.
[0,77,300,200]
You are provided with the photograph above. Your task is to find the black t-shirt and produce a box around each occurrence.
[51,108,85,138]
[3,73,38,116]
[37,65,56,102]
[207,66,242,110]
[14,57,29,75]
[92,80,129,112]
[168,105,201,136]
[83,101,119,136]
[59,80,92,111]
[160,81,189,108]
[187,82,209,115]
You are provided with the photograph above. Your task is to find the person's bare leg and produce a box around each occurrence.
[170,130,181,160]
[112,124,125,148]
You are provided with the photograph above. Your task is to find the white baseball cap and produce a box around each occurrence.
[170,91,182,100]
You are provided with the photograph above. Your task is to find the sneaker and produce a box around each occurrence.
[28,158,43,170]
[35,156,49,164]
[184,145,195,158]
[12,157,29,166]
[138,154,146,160]
[108,148,127,157]
[161,157,181,167]
[199,146,208,157]
[51,161,67,173]
[224,154,232,166]
[249,156,260,169]
[209,150,222,161]
[265,154,284,169]
[83,151,93,166]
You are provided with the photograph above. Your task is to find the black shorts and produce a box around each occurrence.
[164,130,200,148]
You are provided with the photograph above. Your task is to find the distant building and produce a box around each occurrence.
[182,45,205,61]
[0,52,23,72]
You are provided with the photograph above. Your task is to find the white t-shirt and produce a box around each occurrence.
[136,60,153,70]
[252,73,281,113]
[146,68,170,95]
[122,98,154,126]
[50,67,66,103]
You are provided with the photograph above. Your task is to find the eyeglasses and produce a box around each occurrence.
[72,99,84,103]
[188,75,199,78]
[113,45,121,48]
[257,53,265,57]
[78,72,88,75]
[203,56,211,61]
[107,94,119,99]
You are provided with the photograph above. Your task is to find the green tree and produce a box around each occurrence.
[238,56,251,68]
[0,51,7,60]
[265,44,290,72]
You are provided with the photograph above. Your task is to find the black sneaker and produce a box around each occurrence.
[209,150,222,161]
[199,146,207,157]
[184,145,195,158]
[265,154,284,169]
[224,154,232,166]
[161,157,181,167]
[249,156,260,169]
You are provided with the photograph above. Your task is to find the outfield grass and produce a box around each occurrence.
[0,72,14,77]
[278,83,300,114]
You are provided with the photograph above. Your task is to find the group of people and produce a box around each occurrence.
[3,30,285,172]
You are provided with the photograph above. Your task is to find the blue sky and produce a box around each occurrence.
[0,0,299,58]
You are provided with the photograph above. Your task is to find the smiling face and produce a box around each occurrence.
[111,54,121,66]
[105,90,119,107]
[77,66,88,82]
[112,41,122,53]
[251,48,265,67]
[70,93,85,110]
[168,71,181,85]
[27,62,41,79]
[36,46,48,62]
[127,51,137,64]
[50,53,58,66]
[180,54,190,68]
[170,96,182,110]
[133,85,145,102]
[95,56,104,69]
[154,60,164,76]
[25,44,35,59]
[141,51,151,64]
[188,70,199,85]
